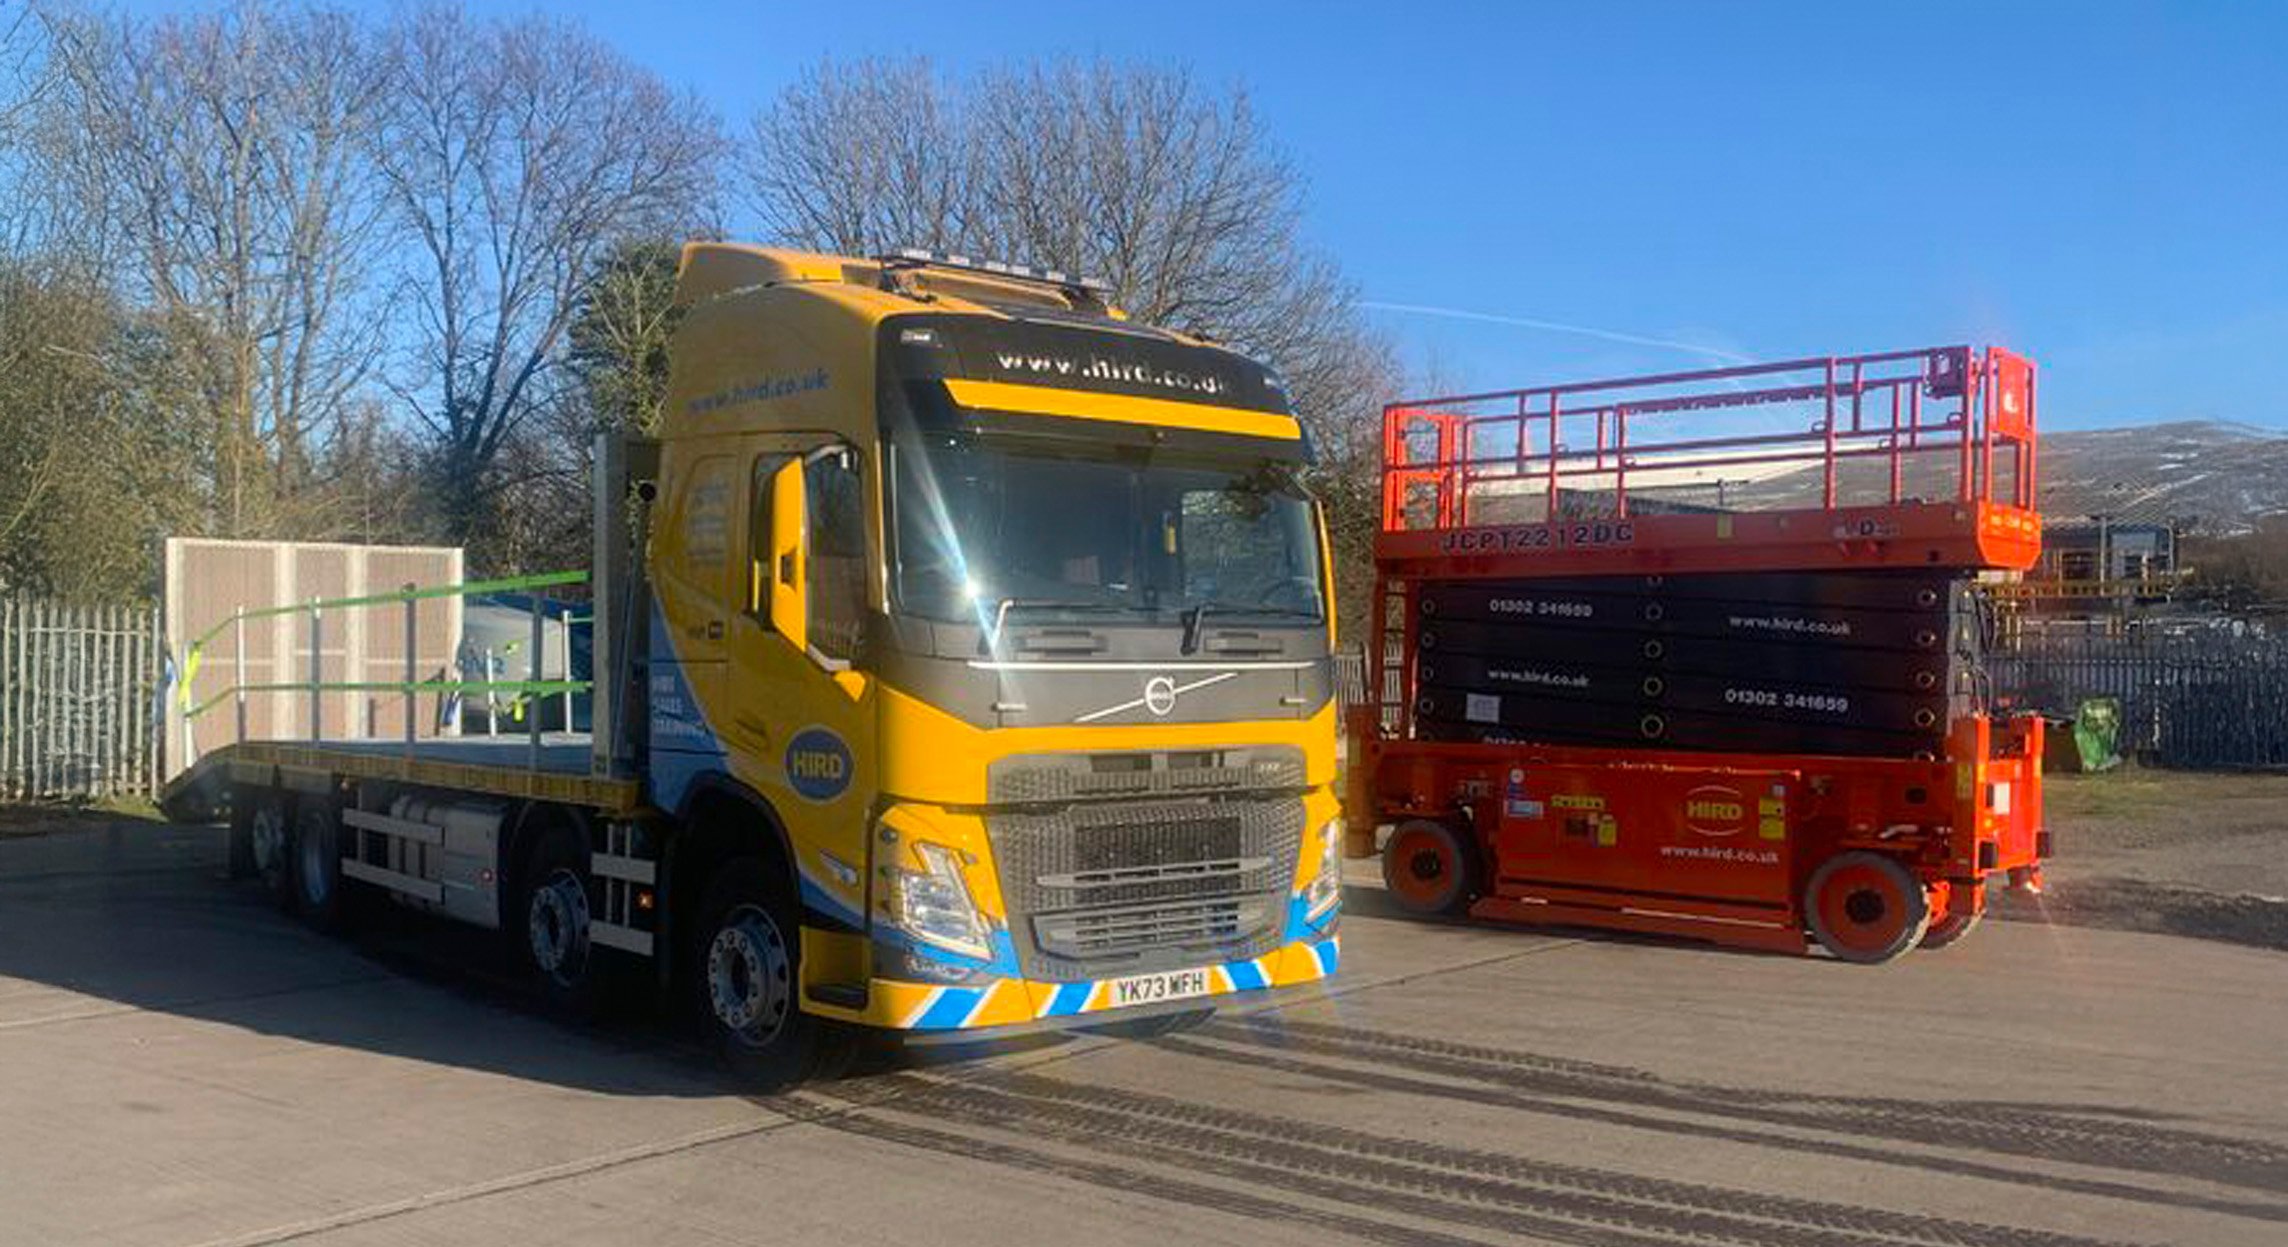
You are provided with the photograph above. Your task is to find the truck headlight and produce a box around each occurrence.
[881,841,993,962]
[1304,818,1343,922]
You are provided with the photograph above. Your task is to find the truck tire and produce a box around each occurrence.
[517,828,602,1015]
[1381,818,1478,917]
[690,859,847,1089]
[290,799,357,933]
[227,795,258,880]
[1805,852,1929,964]
[1918,910,1983,950]
[246,791,296,910]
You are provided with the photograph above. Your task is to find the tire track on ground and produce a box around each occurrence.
[1153,1033,2288,1224]
[782,1090,1503,1247]
[1200,1017,2288,1193]
[862,1068,2140,1247]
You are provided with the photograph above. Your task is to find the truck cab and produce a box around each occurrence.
[639,245,1343,1071]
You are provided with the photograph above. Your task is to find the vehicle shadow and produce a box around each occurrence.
[1340,874,1802,961]
[0,821,1074,1099]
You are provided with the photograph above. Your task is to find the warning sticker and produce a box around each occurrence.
[1504,767,1542,820]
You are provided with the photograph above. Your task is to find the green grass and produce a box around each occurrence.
[0,795,164,836]
[2043,764,2288,819]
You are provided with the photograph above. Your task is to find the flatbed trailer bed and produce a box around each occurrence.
[166,736,641,817]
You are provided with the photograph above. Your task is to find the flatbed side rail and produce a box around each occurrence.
[176,569,592,777]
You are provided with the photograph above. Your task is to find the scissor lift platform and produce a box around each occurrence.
[1376,346,2039,580]
[1351,345,2048,962]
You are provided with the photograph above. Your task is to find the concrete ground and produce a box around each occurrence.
[3,823,2286,1247]
[1990,771,2288,950]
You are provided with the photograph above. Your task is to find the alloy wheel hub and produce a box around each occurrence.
[706,907,791,1044]
[528,870,591,980]
[250,809,287,875]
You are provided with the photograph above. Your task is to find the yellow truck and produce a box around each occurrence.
[163,245,1344,1085]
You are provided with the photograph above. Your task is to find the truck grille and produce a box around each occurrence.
[984,748,1306,982]
[988,746,1307,804]
[1035,894,1281,960]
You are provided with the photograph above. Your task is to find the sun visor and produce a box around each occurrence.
[934,392,1312,463]
[882,313,1309,462]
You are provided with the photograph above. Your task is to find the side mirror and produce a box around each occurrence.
[769,458,806,650]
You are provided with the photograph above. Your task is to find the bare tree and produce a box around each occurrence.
[742,57,971,255]
[0,264,206,598]
[371,4,721,557]
[36,0,391,539]
[487,238,691,579]
[1,3,49,229]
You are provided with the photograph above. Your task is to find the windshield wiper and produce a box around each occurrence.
[989,596,1128,645]
[1181,599,1320,655]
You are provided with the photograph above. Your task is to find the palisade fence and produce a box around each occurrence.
[1334,647,1367,709]
[1988,628,2288,771]
[0,598,164,801]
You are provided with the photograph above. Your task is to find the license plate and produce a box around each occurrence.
[1106,966,1213,1009]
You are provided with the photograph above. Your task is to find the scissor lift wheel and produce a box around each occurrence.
[1805,852,1930,964]
[1381,819,1478,917]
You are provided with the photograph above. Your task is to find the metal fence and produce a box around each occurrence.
[1988,628,2288,770]
[1335,648,1367,709]
[0,598,163,801]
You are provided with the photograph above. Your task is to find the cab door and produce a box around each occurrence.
[723,437,879,927]
[649,444,741,809]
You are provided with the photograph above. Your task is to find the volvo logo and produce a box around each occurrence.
[1073,670,1242,724]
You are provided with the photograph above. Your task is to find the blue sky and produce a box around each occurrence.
[143,0,2288,430]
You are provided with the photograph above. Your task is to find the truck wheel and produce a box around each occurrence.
[227,794,260,880]
[291,799,357,933]
[1381,818,1477,917]
[1919,910,1983,950]
[518,830,601,1014]
[245,792,297,909]
[1805,852,1929,964]
[691,859,845,1089]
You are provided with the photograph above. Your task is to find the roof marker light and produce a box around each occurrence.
[886,247,1110,294]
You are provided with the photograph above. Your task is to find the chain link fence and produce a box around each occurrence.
[1,597,163,801]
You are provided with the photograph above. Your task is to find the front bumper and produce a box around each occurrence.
[814,930,1340,1035]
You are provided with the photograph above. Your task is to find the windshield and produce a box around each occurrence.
[890,435,1325,626]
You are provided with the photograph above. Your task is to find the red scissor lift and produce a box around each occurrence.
[1346,346,2049,961]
